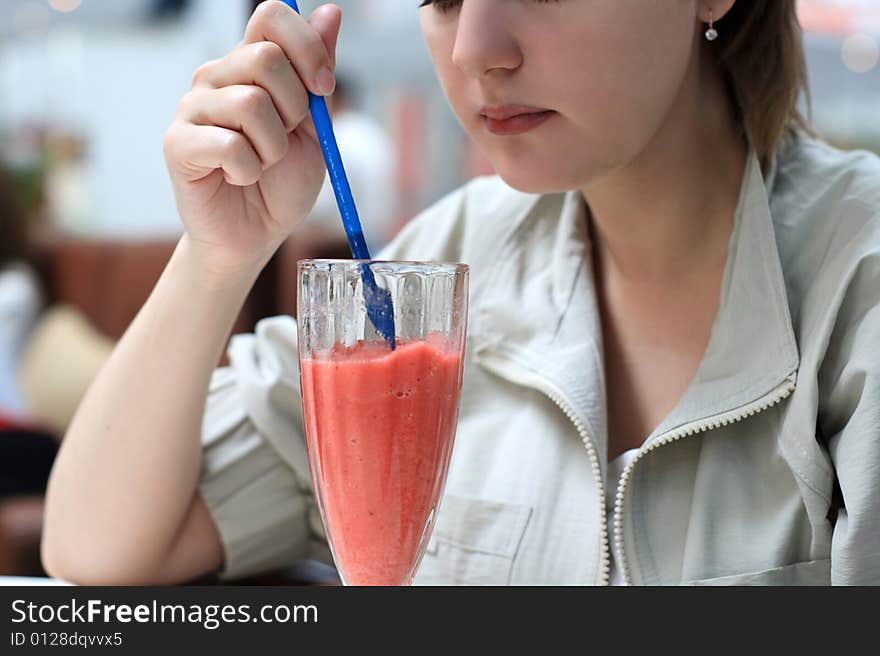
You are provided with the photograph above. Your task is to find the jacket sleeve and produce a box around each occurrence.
[820,247,880,585]
[198,316,331,580]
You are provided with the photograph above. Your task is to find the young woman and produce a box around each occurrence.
[43,1,880,585]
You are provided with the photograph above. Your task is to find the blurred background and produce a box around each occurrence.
[0,0,877,581]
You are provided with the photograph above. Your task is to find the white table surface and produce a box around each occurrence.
[0,576,72,586]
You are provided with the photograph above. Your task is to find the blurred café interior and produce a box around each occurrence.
[0,0,878,581]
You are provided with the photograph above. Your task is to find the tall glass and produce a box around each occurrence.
[297,259,469,586]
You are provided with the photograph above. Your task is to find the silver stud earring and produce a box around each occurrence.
[705,9,719,41]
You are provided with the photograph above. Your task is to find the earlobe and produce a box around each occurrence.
[699,0,737,23]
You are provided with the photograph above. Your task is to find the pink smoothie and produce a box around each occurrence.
[300,337,464,586]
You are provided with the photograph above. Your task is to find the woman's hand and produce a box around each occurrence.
[163,1,342,277]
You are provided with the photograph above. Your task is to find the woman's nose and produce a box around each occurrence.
[451,1,523,78]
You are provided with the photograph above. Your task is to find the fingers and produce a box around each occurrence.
[179,85,289,172]
[167,1,344,189]
[191,41,309,131]
[305,3,343,70]
[244,1,341,97]
[164,123,263,187]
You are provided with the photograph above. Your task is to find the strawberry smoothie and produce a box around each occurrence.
[300,336,464,586]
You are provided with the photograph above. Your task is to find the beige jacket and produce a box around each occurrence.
[199,131,880,585]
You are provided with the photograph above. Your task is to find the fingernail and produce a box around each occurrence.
[315,66,335,96]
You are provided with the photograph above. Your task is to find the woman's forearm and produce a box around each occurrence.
[42,234,265,584]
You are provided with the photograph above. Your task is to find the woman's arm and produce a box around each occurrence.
[820,251,880,585]
[41,1,342,585]
[42,236,258,584]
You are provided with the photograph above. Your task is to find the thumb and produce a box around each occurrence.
[309,3,342,71]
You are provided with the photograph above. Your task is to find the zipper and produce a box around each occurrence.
[612,370,798,585]
[476,350,611,585]
[543,384,611,586]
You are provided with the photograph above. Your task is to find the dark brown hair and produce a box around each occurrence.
[0,166,28,270]
[712,0,814,172]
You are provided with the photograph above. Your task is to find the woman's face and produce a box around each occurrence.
[419,0,701,193]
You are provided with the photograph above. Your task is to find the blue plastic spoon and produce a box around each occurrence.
[283,0,396,349]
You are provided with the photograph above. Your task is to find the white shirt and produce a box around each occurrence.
[198,132,880,585]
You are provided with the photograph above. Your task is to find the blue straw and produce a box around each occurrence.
[282,0,395,349]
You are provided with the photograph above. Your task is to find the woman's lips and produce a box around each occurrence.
[480,106,556,136]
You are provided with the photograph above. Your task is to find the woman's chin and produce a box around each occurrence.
[492,164,581,195]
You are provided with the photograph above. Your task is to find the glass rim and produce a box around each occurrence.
[297,258,469,273]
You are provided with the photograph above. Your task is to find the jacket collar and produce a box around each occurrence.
[472,146,800,463]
